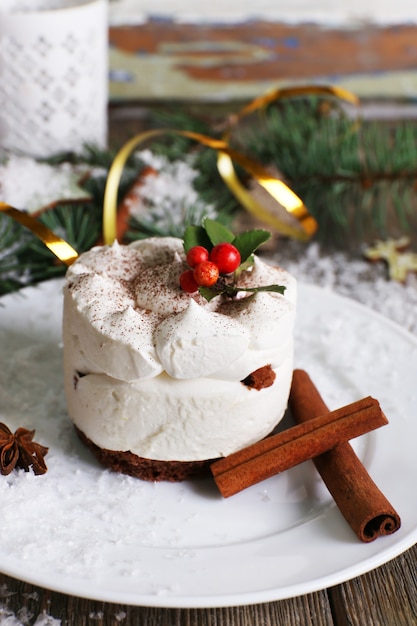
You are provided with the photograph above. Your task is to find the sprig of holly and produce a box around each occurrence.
[180,219,286,301]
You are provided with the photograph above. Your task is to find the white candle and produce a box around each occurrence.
[0,0,108,157]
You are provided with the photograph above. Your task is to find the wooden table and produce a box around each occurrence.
[1,103,416,626]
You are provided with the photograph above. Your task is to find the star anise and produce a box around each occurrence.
[0,423,48,476]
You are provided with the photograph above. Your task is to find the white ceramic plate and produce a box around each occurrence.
[0,279,416,608]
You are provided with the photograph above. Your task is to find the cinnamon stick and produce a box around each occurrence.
[289,369,401,542]
[211,395,387,498]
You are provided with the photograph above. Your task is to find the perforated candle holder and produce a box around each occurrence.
[0,0,108,157]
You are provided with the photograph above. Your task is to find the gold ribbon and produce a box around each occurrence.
[103,128,318,245]
[217,84,359,241]
[0,202,78,265]
[231,84,359,118]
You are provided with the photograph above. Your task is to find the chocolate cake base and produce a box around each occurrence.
[75,426,217,482]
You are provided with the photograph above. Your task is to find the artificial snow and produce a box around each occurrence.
[0,155,91,214]
[124,149,218,237]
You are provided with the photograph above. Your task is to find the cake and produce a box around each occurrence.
[62,231,296,481]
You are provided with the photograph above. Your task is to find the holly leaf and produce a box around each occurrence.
[228,284,286,296]
[235,254,255,276]
[203,218,234,245]
[183,225,212,252]
[198,282,286,302]
[198,286,221,301]
[232,229,271,263]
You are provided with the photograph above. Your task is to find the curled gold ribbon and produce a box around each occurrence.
[103,129,316,245]
[218,84,359,241]
[0,202,78,265]
[233,84,359,118]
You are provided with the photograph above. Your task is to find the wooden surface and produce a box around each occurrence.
[108,21,417,101]
[1,105,416,626]
[1,544,416,624]
[109,21,417,81]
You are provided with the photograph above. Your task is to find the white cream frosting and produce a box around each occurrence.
[155,299,251,379]
[63,237,296,461]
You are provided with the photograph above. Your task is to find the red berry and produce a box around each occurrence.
[209,242,241,274]
[179,269,199,293]
[186,245,209,268]
[193,261,219,287]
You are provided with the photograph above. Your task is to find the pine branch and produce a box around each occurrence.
[0,215,32,295]
[240,98,417,243]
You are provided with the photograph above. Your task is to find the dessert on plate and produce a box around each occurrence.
[62,220,296,481]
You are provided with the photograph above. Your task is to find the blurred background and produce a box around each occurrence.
[108,0,417,104]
